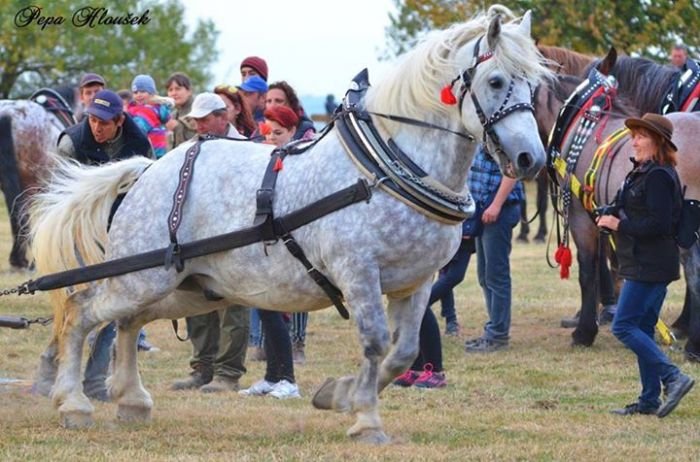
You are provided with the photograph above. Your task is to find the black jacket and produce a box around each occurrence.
[615,160,681,282]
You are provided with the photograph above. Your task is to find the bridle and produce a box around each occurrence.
[444,36,536,157]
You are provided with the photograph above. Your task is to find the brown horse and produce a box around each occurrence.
[517,46,600,243]
[0,87,78,269]
[535,68,700,360]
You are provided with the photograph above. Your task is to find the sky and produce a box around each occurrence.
[179,0,397,100]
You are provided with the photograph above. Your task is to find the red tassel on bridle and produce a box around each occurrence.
[273,156,283,172]
[554,244,573,279]
[440,84,457,105]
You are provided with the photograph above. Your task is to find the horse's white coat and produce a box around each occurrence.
[32,6,553,441]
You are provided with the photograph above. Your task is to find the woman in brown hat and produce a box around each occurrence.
[597,113,694,417]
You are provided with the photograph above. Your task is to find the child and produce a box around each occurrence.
[128,74,173,158]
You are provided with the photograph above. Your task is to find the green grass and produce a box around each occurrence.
[1,188,699,461]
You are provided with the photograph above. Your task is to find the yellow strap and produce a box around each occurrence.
[656,319,676,346]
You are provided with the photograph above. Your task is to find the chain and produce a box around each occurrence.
[387,160,472,206]
[27,316,53,326]
[0,281,34,297]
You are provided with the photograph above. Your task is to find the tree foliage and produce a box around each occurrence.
[0,0,219,98]
[386,0,700,62]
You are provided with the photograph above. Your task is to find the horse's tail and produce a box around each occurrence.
[0,116,25,255]
[29,156,153,338]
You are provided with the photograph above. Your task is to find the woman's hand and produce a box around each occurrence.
[596,215,620,231]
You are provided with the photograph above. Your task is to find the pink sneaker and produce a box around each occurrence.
[414,363,447,389]
[393,369,420,387]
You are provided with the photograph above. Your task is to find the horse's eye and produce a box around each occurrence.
[489,77,504,89]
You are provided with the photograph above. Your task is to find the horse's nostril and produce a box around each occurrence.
[517,152,533,170]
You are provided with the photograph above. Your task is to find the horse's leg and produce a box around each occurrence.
[680,245,700,361]
[312,267,392,444]
[109,288,229,422]
[32,337,59,397]
[672,247,693,339]
[377,283,430,391]
[570,223,600,346]
[51,289,98,428]
[0,115,29,269]
[110,321,152,423]
[534,170,548,241]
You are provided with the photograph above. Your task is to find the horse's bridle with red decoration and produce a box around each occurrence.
[441,35,536,160]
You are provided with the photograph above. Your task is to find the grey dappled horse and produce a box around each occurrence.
[31,7,552,443]
[0,88,78,269]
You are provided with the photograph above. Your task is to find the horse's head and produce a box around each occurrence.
[453,9,554,179]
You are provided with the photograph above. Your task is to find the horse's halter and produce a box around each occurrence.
[444,36,535,157]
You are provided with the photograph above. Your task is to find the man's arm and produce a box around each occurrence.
[482,176,518,224]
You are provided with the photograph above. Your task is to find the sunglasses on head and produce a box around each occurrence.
[215,84,238,94]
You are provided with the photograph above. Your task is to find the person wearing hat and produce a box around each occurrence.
[238,76,269,123]
[58,89,153,164]
[52,89,153,402]
[78,72,105,121]
[598,113,694,417]
[240,56,269,82]
[127,74,173,159]
[170,91,248,394]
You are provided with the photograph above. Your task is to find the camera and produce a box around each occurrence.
[593,204,619,218]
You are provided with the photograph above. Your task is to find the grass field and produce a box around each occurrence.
[0,188,699,461]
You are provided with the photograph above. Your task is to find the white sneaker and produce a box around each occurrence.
[238,379,274,396]
[269,379,301,399]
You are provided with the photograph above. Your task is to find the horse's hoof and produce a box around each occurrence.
[684,348,700,363]
[571,329,596,347]
[312,378,336,410]
[60,411,94,429]
[117,404,152,423]
[349,428,391,445]
[31,380,53,397]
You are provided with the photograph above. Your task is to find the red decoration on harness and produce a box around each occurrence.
[554,244,573,279]
[273,156,283,172]
[259,121,272,136]
[440,84,457,105]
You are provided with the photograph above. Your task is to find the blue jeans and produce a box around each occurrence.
[612,280,680,410]
[476,203,520,342]
[249,308,262,347]
[429,239,474,323]
[83,321,116,396]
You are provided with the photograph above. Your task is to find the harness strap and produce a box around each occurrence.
[21,180,372,297]
[281,234,349,319]
[253,148,287,242]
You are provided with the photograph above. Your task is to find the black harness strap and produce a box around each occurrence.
[252,148,354,319]
[21,180,372,299]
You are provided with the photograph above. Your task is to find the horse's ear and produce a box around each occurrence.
[598,47,618,76]
[518,10,532,37]
[486,14,502,49]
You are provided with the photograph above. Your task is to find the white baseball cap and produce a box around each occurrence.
[186,92,227,119]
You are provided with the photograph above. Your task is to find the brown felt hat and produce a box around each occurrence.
[624,113,677,152]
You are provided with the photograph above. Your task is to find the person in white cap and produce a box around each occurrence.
[171,92,249,393]
[185,92,245,139]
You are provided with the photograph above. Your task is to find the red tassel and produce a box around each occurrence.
[273,156,283,172]
[440,84,457,105]
[259,122,272,136]
[554,244,572,279]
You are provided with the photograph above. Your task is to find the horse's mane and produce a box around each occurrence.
[538,45,596,75]
[585,55,679,115]
[366,5,554,121]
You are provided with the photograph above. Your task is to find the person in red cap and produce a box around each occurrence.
[240,56,268,82]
